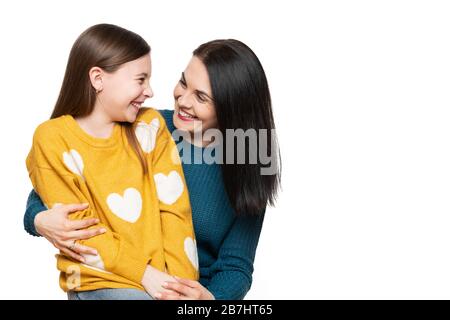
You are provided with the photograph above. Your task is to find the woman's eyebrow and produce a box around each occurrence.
[195,90,213,101]
[182,72,213,101]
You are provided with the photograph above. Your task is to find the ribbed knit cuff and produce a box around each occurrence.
[24,190,45,237]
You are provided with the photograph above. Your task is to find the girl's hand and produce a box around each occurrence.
[34,203,105,262]
[155,277,215,300]
[141,265,180,298]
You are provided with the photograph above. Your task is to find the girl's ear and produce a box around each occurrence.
[89,66,103,93]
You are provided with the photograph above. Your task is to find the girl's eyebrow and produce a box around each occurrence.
[135,72,148,78]
[182,72,213,101]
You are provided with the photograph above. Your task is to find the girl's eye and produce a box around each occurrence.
[138,78,145,84]
[179,79,187,88]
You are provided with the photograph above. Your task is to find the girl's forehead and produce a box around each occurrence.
[119,55,151,73]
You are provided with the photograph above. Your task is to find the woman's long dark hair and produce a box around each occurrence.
[194,39,281,216]
[51,23,150,174]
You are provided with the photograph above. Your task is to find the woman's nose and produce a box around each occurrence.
[178,93,193,109]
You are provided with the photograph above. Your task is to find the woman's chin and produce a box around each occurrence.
[173,117,193,132]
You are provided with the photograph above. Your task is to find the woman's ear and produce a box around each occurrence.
[89,66,103,93]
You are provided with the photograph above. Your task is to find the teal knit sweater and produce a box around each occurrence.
[24,109,265,300]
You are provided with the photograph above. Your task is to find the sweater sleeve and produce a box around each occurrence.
[26,124,149,285]
[150,113,199,280]
[206,213,265,300]
[24,189,46,237]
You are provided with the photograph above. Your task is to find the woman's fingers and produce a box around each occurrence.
[57,244,86,263]
[174,276,199,288]
[155,292,188,300]
[71,242,98,256]
[69,218,100,230]
[63,203,89,213]
[55,239,98,262]
[162,281,196,297]
[66,227,106,241]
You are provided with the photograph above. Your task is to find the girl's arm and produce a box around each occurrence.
[149,111,199,280]
[27,124,150,286]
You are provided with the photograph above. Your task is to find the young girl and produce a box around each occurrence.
[25,24,198,299]
[25,39,280,300]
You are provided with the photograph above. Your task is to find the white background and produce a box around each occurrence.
[0,0,449,299]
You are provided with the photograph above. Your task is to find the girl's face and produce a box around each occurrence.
[96,54,153,123]
[173,56,217,134]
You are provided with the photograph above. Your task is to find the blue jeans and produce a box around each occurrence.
[68,288,153,300]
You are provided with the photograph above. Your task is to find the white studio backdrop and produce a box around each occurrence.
[1,0,450,299]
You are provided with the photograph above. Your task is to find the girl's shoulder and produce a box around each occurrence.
[32,116,68,143]
[136,108,175,134]
[135,107,166,129]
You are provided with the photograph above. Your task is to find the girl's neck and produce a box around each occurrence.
[74,110,115,139]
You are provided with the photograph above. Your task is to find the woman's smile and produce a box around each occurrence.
[177,108,198,121]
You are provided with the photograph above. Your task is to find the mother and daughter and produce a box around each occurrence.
[24,24,280,300]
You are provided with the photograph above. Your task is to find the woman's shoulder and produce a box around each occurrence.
[158,109,175,133]
[158,109,174,121]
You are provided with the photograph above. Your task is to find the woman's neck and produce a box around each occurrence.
[184,130,219,148]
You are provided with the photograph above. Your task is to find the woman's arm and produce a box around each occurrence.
[24,189,46,237]
[24,189,104,262]
[158,213,265,300]
[205,213,264,299]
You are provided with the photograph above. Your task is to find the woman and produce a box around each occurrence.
[24,39,281,300]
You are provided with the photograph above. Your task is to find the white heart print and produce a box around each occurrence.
[63,149,84,178]
[81,253,112,274]
[106,188,142,223]
[154,171,184,205]
[184,237,199,271]
[135,118,160,153]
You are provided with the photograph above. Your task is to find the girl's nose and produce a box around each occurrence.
[144,85,154,99]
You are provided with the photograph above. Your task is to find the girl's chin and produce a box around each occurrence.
[121,112,137,123]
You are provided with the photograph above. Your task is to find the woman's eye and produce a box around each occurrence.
[138,78,145,84]
[179,79,187,88]
[196,94,206,103]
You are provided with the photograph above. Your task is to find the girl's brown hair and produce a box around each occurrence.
[51,23,150,174]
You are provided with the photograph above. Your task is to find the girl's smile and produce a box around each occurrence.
[130,100,145,114]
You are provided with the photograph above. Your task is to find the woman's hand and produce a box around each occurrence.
[155,277,215,300]
[34,203,105,262]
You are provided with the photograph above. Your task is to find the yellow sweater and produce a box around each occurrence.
[26,108,199,292]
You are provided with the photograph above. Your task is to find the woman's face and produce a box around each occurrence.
[96,54,153,123]
[173,56,217,134]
